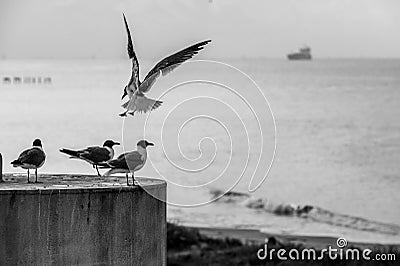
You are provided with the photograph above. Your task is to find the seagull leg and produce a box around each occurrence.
[126,173,129,186]
[27,170,30,183]
[132,172,136,186]
[95,165,101,176]
[35,169,38,183]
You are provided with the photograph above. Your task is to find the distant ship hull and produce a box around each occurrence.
[287,46,312,60]
[287,53,312,60]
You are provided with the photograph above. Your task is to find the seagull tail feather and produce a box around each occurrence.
[59,148,79,158]
[103,169,117,176]
[103,168,129,176]
[98,162,110,169]
[10,159,22,167]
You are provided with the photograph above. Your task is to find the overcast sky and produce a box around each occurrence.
[0,0,399,59]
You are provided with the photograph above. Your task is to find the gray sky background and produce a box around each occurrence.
[0,0,399,59]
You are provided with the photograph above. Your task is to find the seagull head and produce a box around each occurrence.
[32,138,42,147]
[121,86,128,100]
[103,140,120,148]
[137,140,154,149]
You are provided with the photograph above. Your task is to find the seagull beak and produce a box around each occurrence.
[114,142,121,146]
[121,90,128,100]
[146,142,154,147]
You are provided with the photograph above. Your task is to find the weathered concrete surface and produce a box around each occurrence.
[0,174,166,266]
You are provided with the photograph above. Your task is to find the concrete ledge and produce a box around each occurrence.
[0,174,166,265]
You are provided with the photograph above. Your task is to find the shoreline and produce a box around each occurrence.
[190,226,400,251]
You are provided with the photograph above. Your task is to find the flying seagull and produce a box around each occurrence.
[100,140,154,186]
[59,140,120,176]
[119,13,211,117]
[11,138,46,183]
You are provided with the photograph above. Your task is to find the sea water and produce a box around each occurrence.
[0,58,399,243]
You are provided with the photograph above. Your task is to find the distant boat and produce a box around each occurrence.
[287,46,312,60]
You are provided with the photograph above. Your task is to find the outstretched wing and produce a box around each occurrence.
[139,40,211,93]
[123,13,140,91]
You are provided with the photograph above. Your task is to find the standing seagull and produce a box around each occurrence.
[100,140,154,186]
[59,140,120,176]
[11,139,46,183]
[119,13,211,117]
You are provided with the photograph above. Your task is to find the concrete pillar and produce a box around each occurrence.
[0,153,3,182]
[0,174,166,265]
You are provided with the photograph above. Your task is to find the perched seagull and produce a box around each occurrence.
[100,140,154,186]
[119,13,211,117]
[59,140,120,176]
[11,139,46,183]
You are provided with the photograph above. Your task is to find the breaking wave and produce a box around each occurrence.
[210,189,400,236]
